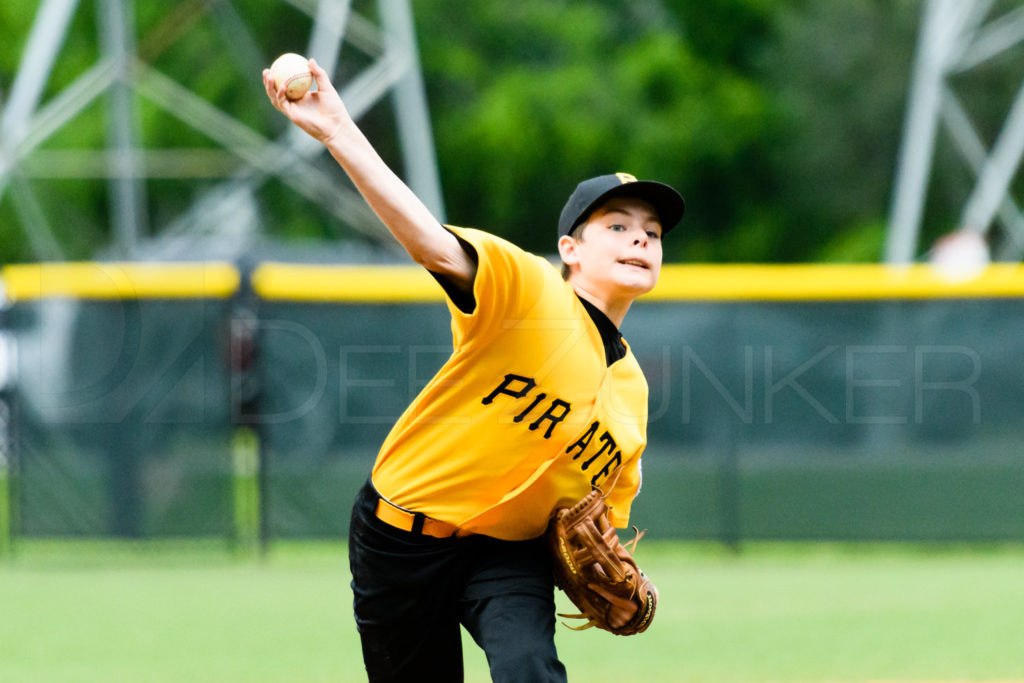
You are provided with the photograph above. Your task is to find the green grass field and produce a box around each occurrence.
[2,540,1024,682]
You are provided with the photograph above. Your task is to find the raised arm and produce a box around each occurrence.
[261,58,475,291]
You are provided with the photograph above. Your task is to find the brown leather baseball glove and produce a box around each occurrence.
[546,489,657,635]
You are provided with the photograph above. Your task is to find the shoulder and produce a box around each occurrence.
[446,225,538,258]
[442,226,575,342]
[445,225,558,285]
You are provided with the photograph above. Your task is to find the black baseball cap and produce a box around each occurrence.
[557,173,685,238]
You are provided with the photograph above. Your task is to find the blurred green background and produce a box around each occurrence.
[3,3,1024,681]
[3,0,1023,264]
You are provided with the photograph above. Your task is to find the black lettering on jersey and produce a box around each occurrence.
[528,399,571,439]
[565,420,628,488]
[591,451,622,488]
[581,431,617,471]
[481,374,536,405]
[480,372,572,439]
[566,421,599,460]
[514,393,547,423]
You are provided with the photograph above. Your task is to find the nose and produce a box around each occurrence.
[633,231,647,247]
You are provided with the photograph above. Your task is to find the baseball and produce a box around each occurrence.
[270,52,315,100]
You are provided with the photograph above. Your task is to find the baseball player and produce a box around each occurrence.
[263,59,684,682]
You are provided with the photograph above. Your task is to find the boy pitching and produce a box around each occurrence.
[264,58,683,682]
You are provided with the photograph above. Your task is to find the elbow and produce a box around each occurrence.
[409,247,439,271]
[410,246,452,275]
[404,229,469,278]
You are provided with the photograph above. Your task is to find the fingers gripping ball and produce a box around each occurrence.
[270,53,315,100]
[547,489,658,635]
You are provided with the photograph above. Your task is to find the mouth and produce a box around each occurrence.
[618,259,650,270]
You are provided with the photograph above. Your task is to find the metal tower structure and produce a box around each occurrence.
[0,0,444,259]
[887,0,1024,264]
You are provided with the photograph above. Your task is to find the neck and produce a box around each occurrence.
[569,282,632,327]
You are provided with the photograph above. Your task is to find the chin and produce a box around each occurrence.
[613,274,656,296]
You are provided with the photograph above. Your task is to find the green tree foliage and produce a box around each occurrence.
[4,1,1022,264]
[417,0,780,260]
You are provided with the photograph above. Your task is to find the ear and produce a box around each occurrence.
[557,234,581,268]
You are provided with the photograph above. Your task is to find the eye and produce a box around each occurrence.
[609,224,626,231]
[646,230,661,239]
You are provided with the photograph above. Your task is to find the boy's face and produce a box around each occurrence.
[560,196,663,297]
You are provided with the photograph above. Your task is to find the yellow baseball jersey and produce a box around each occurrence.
[370,226,648,541]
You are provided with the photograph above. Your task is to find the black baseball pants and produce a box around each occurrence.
[348,479,568,682]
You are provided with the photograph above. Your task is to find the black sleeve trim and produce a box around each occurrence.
[427,228,478,314]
